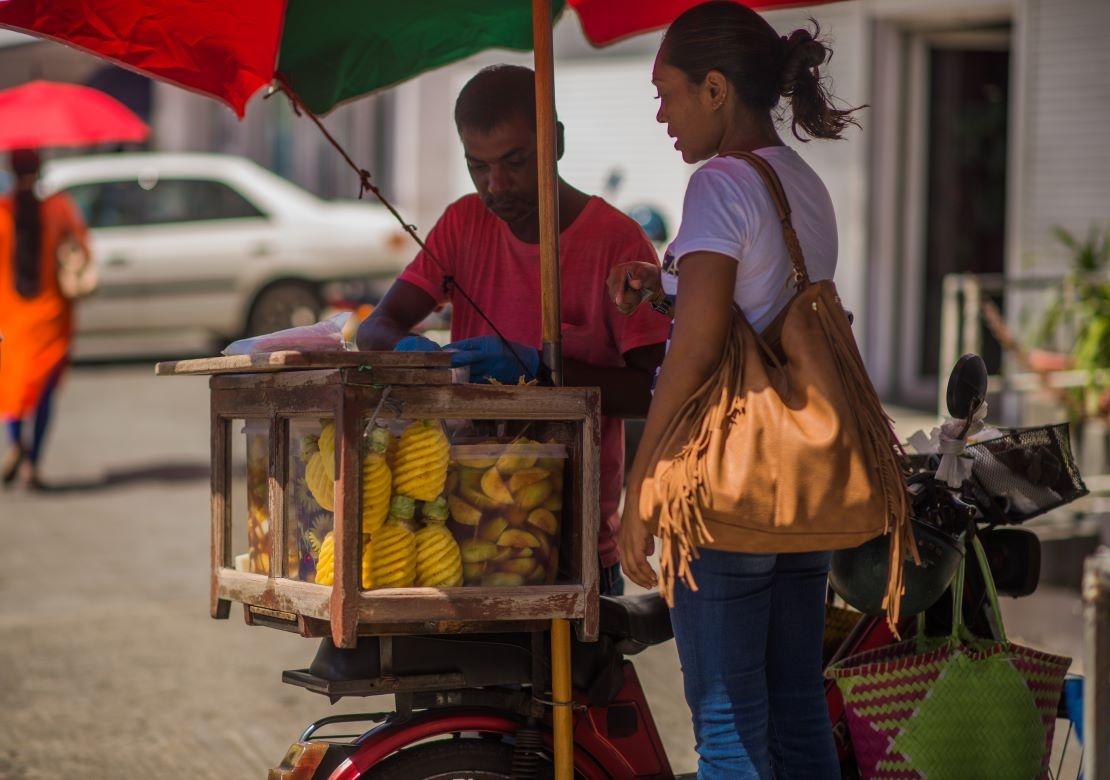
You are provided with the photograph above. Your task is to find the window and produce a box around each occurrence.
[64,177,265,229]
[144,179,264,224]
[66,180,147,229]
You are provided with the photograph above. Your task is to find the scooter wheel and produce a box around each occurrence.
[368,738,553,779]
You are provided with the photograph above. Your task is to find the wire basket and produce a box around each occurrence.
[964,423,1088,525]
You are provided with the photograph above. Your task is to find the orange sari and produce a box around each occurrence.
[0,193,89,418]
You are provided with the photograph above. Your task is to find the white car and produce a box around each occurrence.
[41,153,412,346]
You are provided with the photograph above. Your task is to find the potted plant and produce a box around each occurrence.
[1035,225,1110,418]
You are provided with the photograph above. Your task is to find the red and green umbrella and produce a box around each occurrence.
[0,0,831,117]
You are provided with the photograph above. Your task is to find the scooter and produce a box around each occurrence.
[270,355,1086,779]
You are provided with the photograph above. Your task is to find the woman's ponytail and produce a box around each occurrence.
[779,23,861,141]
[11,148,43,300]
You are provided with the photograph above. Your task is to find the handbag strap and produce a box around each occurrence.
[721,150,812,291]
[941,534,1008,645]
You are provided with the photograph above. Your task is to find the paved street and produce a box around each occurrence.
[0,364,1085,778]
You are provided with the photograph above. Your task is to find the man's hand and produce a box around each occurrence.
[606,262,663,315]
[356,280,439,351]
[618,490,658,590]
[394,335,441,352]
[445,335,540,384]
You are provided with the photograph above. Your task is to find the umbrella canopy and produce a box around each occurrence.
[0,80,149,150]
[0,0,836,117]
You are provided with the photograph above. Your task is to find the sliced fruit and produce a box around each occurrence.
[495,440,538,474]
[482,572,525,587]
[361,449,392,535]
[447,495,483,526]
[497,529,542,549]
[498,557,538,577]
[393,419,449,501]
[528,564,547,584]
[463,561,487,581]
[510,547,534,559]
[460,486,502,512]
[542,492,563,512]
[504,507,529,527]
[508,468,550,493]
[480,467,514,505]
[492,546,515,562]
[444,470,460,496]
[362,521,417,589]
[526,508,558,535]
[535,529,553,559]
[305,450,335,512]
[515,480,553,511]
[478,516,509,543]
[318,421,337,480]
[460,539,499,563]
[415,522,462,587]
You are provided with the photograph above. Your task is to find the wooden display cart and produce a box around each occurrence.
[157,351,601,650]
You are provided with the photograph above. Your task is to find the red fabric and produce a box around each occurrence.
[0,81,148,151]
[0,1,285,117]
[400,195,671,567]
[568,0,842,46]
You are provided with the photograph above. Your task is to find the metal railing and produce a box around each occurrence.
[1086,550,1110,780]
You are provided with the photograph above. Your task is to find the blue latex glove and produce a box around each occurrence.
[394,335,441,352]
[445,335,540,384]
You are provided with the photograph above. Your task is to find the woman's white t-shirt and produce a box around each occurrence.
[662,146,837,332]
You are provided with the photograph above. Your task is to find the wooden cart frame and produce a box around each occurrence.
[201,363,601,649]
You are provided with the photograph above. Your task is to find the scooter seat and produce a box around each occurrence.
[599,592,673,648]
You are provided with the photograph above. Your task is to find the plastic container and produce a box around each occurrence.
[444,440,566,587]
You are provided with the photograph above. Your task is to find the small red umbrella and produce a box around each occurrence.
[0,80,149,151]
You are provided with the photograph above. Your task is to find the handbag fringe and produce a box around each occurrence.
[652,298,914,635]
[811,297,916,635]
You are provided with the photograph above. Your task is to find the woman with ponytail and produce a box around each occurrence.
[609,3,862,777]
[1,149,89,489]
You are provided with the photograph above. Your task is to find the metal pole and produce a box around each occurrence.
[532,0,563,386]
[1085,550,1110,780]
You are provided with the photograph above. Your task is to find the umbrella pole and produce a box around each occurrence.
[532,0,563,387]
[532,2,572,778]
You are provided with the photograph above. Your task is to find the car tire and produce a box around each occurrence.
[245,281,323,337]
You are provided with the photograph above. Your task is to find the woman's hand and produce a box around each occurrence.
[606,262,663,315]
[618,490,658,589]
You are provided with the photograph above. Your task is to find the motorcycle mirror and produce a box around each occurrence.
[946,354,988,420]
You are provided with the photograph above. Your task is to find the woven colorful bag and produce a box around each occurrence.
[827,536,1070,779]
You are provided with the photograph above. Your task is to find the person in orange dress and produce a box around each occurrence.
[0,149,89,489]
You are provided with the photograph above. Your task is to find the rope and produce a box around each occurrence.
[269,76,536,380]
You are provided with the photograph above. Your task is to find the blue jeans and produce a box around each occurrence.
[5,368,61,465]
[670,549,838,779]
[601,562,624,596]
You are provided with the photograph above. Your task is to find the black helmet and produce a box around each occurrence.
[830,520,965,618]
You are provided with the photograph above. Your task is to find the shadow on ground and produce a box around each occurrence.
[5,460,220,493]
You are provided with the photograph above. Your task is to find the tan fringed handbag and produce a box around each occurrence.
[641,152,914,628]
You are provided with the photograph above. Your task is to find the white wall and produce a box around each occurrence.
[1013,0,1110,273]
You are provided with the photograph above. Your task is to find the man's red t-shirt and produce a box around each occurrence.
[399,194,671,566]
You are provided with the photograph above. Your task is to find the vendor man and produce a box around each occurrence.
[357,65,670,595]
